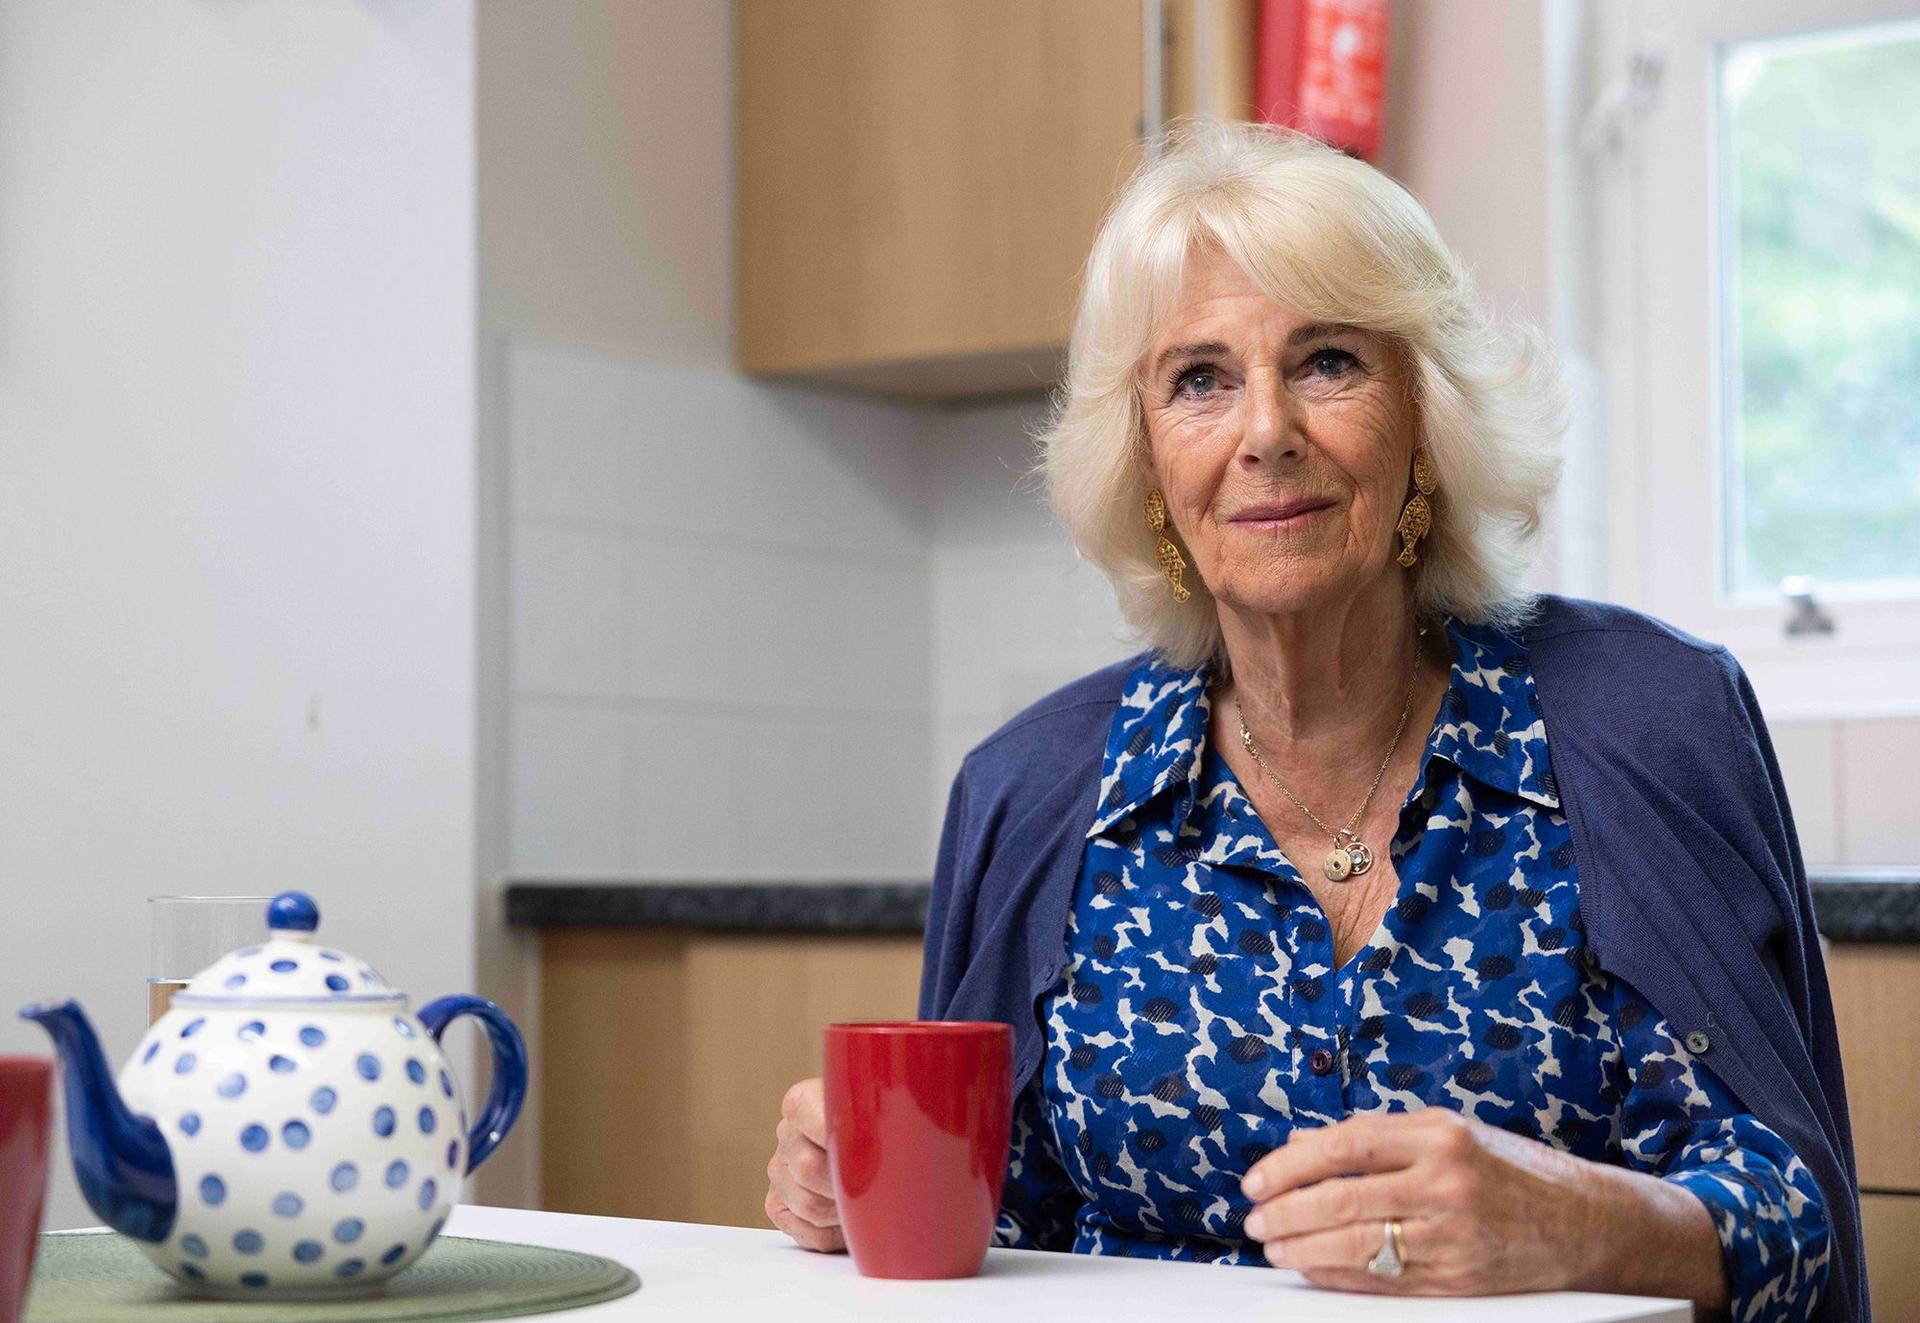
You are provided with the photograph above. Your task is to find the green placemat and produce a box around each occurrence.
[25,1232,639,1322]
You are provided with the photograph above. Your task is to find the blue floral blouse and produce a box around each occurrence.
[997,615,1831,1321]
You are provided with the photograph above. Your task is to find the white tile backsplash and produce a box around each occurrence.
[1768,720,1839,868]
[508,335,939,879]
[511,522,626,699]
[508,339,640,527]
[1837,717,1920,865]
[626,704,742,877]
[509,701,627,877]
[626,535,740,705]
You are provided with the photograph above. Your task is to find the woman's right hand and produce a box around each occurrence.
[766,1077,845,1252]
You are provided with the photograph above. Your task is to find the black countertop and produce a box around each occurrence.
[505,882,930,935]
[506,870,1920,942]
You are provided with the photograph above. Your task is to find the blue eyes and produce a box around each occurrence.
[1169,348,1359,400]
[1174,367,1220,397]
[1305,348,1359,377]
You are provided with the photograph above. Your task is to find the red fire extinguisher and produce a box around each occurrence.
[1254,0,1391,161]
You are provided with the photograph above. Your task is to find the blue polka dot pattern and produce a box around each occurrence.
[394,1018,416,1039]
[293,1240,323,1264]
[240,1272,269,1288]
[180,1262,205,1281]
[282,1120,311,1149]
[334,1217,364,1244]
[216,1073,247,1099]
[417,1179,438,1211]
[418,1107,436,1135]
[239,1021,265,1041]
[439,1070,454,1098]
[325,974,350,992]
[385,1160,409,1189]
[380,1244,407,1267]
[996,621,1834,1323]
[335,1259,365,1278]
[330,1163,358,1193]
[240,1124,268,1152]
[311,1086,337,1115]
[299,1026,326,1048]
[446,1140,459,1170]
[373,1106,395,1137]
[270,959,298,973]
[180,1018,205,1038]
[406,1059,426,1085]
[269,1054,296,1074]
[233,1230,263,1255]
[180,1235,208,1258]
[223,974,247,990]
[356,1054,381,1081]
[179,1112,200,1136]
[199,1175,226,1206]
[272,1193,302,1218]
[141,1041,160,1065]
[172,1053,197,1075]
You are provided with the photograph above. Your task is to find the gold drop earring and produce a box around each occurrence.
[1144,488,1190,602]
[1396,447,1438,568]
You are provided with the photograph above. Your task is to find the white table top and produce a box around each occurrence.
[444,1204,1691,1322]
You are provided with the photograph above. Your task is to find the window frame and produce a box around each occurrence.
[1586,0,1920,721]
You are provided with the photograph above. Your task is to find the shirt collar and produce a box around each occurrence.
[1087,614,1559,840]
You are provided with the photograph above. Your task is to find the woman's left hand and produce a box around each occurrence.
[1239,1108,1602,1296]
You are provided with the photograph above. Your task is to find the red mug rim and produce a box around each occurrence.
[824,1021,1009,1036]
[0,1056,52,1072]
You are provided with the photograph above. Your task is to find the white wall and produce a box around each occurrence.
[0,1,477,1229]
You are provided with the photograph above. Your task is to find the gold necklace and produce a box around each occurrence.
[1232,629,1425,883]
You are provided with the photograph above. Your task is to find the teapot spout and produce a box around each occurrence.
[19,999,176,1242]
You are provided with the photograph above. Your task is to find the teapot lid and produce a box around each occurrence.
[175,892,401,1005]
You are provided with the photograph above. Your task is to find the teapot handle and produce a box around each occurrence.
[417,995,528,1174]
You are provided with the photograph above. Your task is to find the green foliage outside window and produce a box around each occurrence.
[1722,24,1920,594]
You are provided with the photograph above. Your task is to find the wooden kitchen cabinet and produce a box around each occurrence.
[538,928,923,1228]
[738,0,1146,397]
[1826,942,1920,1317]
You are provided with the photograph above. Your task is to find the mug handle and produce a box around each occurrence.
[417,995,528,1174]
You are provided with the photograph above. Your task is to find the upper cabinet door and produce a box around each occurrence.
[738,0,1146,397]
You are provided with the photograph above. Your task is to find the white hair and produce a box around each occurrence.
[1039,121,1566,669]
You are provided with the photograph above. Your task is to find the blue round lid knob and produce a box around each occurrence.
[267,891,320,934]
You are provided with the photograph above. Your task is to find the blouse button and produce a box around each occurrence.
[1684,1030,1712,1055]
[1308,1047,1336,1077]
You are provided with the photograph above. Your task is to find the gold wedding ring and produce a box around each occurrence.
[1365,1217,1407,1278]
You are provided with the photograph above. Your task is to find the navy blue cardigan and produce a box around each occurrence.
[917,594,1865,1320]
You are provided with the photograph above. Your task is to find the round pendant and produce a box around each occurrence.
[1323,847,1354,882]
[1346,840,1374,875]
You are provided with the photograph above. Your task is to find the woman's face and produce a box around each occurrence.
[1139,248,1416,620]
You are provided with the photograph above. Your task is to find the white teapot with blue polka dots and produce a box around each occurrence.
[21,891,527,1298]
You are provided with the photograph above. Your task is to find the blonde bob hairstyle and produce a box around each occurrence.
[1040,121,1565,671]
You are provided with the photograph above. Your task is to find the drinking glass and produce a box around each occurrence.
[147,895,274,1023]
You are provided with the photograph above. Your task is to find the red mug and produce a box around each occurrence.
[822,1021,1013,1280]
[0,1058,53,1323]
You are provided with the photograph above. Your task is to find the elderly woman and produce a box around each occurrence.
[765,123,1863,1321]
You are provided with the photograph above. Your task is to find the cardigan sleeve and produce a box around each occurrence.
[1535,616,1867,1322]
[1611,972,1832,1321]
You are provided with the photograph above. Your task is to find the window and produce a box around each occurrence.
[1719,20,1920,600]
[1582,0,1920,718]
